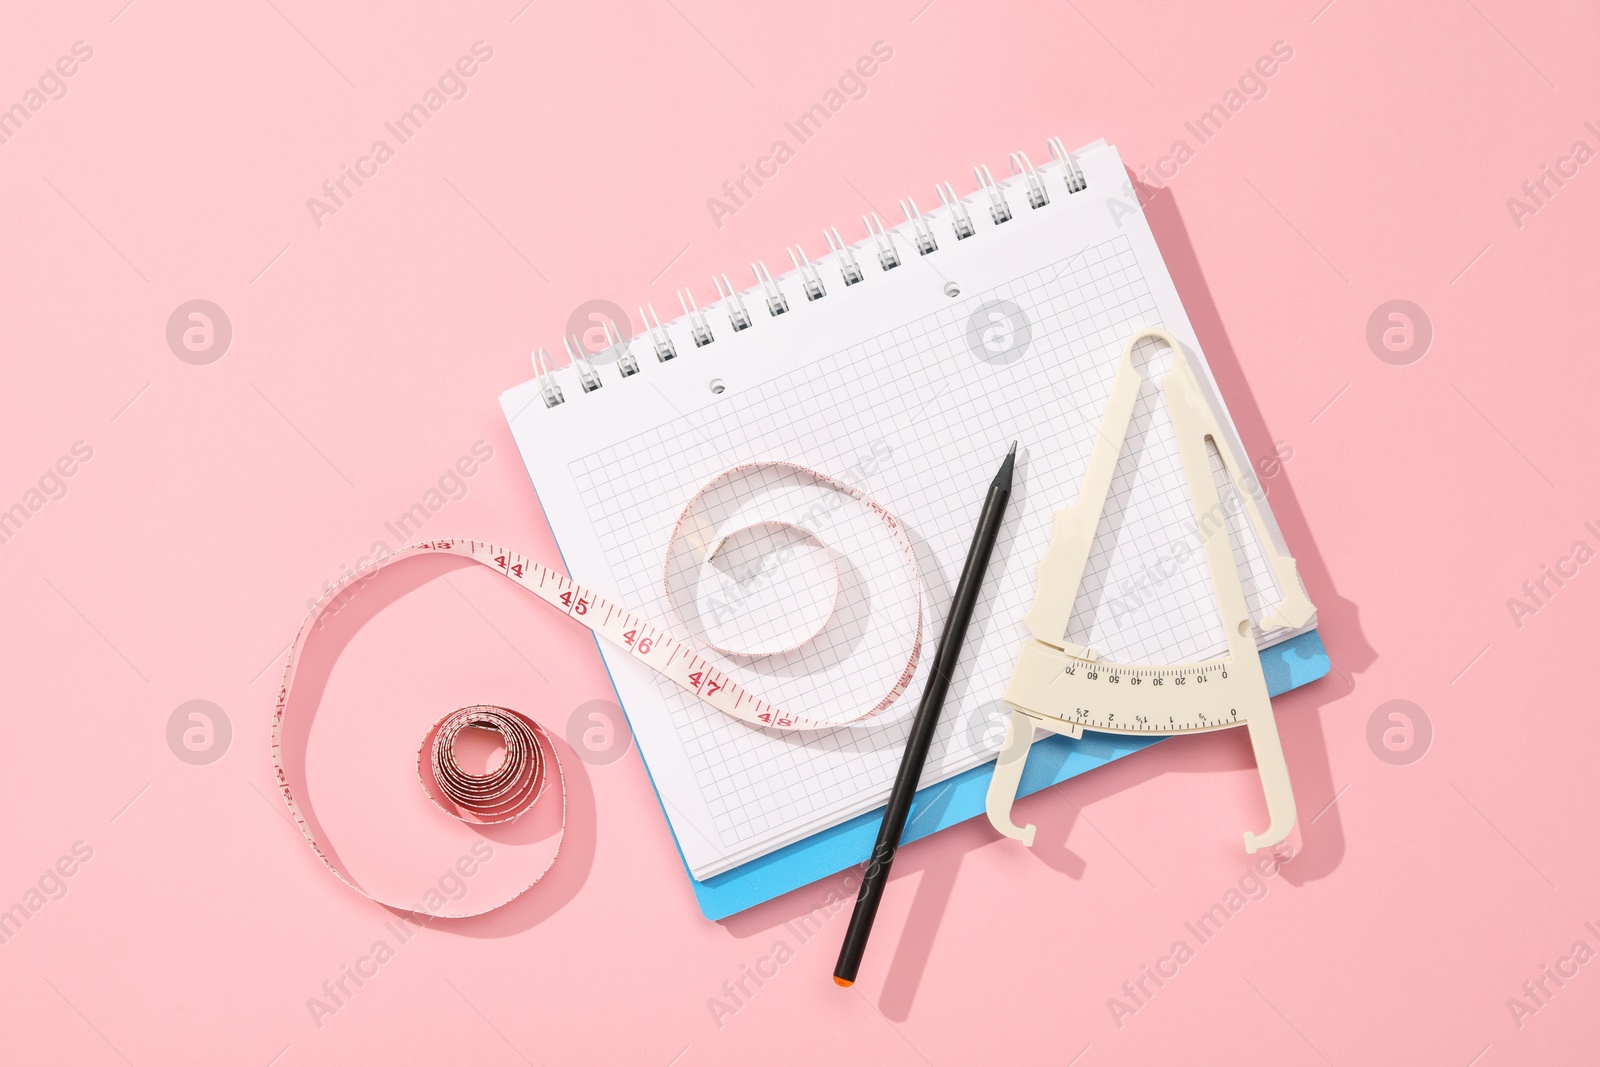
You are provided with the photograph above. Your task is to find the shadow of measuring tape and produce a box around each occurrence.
[276,548,598,932]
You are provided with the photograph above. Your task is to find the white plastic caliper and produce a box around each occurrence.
[986,327,1315,853]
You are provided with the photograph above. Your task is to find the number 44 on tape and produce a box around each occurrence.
[986,327,1316,854]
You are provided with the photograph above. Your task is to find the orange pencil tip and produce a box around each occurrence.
[834,977,853,988]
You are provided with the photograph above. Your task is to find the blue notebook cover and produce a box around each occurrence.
[613,628,1330,920]
[519,416,1331,919]
[521,397,1332,921]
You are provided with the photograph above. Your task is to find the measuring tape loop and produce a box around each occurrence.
[666,516,842,657]
[423,705,550,824]
[662,462,925,728]
[272,463,925,911]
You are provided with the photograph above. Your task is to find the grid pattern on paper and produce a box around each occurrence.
[662,465,923,711]
[568,235,1285,862]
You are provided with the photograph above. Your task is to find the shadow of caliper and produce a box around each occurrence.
[986,327,1316,854]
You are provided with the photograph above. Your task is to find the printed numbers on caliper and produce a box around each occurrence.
[1037,661,1245,734]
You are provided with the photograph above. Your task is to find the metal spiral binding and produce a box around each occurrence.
[936,182,975,239]
[1047,137,1087,193]
[862,213,900,270]
[1009,151,1050,209]
[974,164,1012,224]
[534,347,564,408]
[640,303,677,363]
[899,197,938,255]
[602,318,640,376]
[825,227,865,285]
[713,274,753,331]
[562,337,603,392]
[788,247,827,301]
[753,261,789,315]
[678,288,714,347]
[532,139,1090,408]
[564,324,638,383]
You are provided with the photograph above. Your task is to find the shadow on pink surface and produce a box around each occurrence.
[716,174,1377,1022]
[428,729,597,940]
[1137,172,1375,886]
[273,549,596,935]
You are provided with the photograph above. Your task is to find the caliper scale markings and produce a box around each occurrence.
[986,328,1317,854]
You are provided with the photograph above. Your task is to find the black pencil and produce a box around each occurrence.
[834,441,1016,987]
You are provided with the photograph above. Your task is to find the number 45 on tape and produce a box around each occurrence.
[986,328,1316,854]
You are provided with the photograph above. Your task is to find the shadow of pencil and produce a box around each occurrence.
[724,176,1375,1020]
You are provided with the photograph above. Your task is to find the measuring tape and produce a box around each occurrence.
[422,705,553,824]
[271,463,925,913]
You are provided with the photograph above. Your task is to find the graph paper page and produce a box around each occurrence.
[501,142,1314,878]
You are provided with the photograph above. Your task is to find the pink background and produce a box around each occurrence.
[2,0,1597,1063]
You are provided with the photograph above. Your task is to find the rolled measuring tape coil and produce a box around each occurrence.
[272,463,925,912]
[422,705,550,824]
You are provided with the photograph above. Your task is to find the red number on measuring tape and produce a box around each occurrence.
[560,590,589,615]
[687,671,722,697]
[623,629,637,646]
[636,637,653,654]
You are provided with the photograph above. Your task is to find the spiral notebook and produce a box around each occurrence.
[499,138,1329,915]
